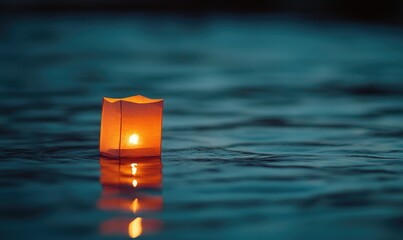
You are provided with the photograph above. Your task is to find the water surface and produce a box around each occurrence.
[0,15,403,240]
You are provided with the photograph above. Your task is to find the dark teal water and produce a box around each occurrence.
[1,15,403,240]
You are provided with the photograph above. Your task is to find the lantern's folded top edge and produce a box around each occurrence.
[103,95,163,104]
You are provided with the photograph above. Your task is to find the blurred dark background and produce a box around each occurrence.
[1,0,402,24]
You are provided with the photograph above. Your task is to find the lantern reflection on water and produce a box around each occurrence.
[98,156,163,238]
[100,217,162,239]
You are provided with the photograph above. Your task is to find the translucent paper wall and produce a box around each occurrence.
[100,95,163,158]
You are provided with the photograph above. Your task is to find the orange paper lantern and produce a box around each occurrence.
[100,95,163,158]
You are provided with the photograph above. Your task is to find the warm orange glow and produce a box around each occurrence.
[99,156,162,191]
[129,134,139,145]
[100,95,163,158]
[98,156,163,238]
[128,218,143,238]
[98,156,163,211]
[100,218,162,238]
[98,195,163,213]
[132,179,138,188]
[131,198,139,213]
[120,158,163,189]
[131,163,137,175]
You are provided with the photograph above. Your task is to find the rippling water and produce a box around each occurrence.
[0,15,403,240]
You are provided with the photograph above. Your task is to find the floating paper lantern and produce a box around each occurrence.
[100,95,163,158]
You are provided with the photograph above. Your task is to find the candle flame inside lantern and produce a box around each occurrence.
[129,134,139,145]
